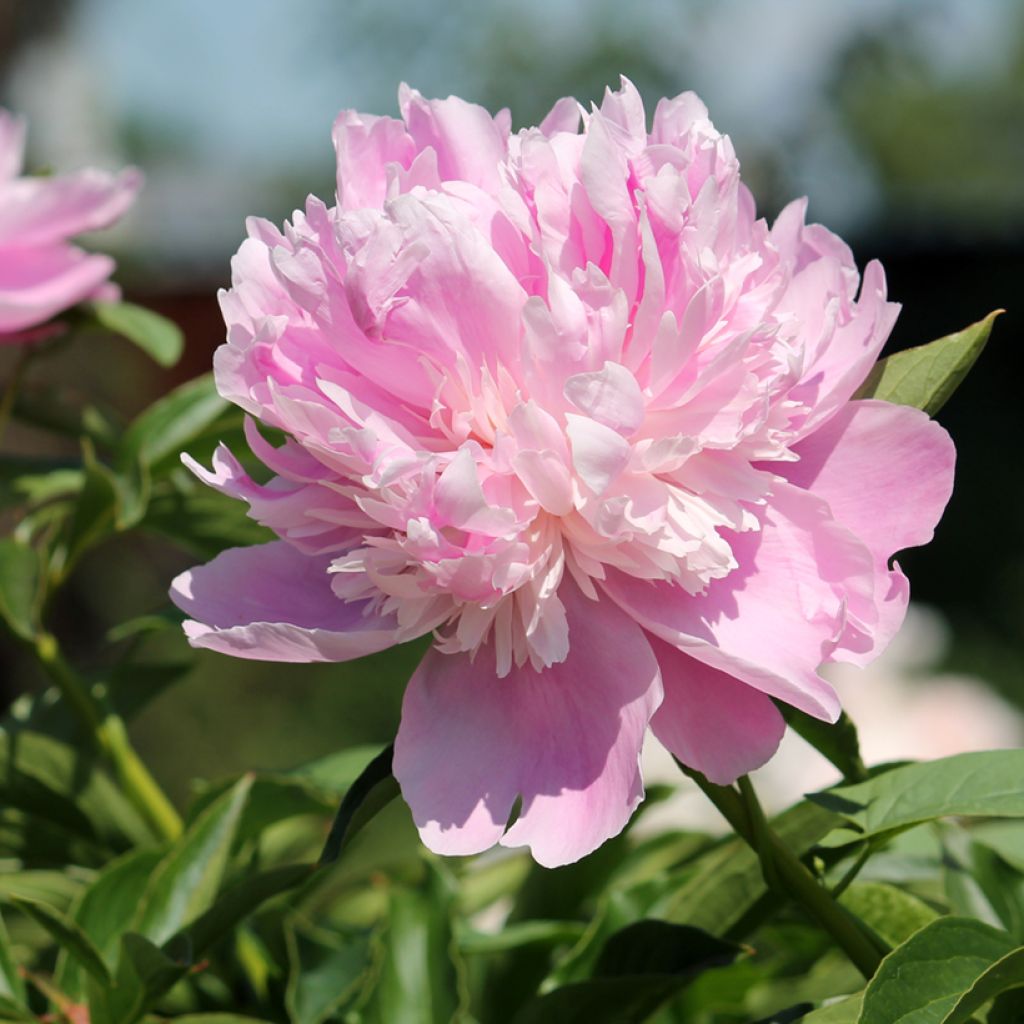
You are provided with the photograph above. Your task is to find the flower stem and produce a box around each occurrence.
[0,346,32,449]
[34,632,182,842]
[686,765,885,979]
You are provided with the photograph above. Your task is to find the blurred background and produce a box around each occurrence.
[1,0,1021,804]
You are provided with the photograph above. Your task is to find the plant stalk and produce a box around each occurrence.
[34,632,182,842]
[687,766,885,979]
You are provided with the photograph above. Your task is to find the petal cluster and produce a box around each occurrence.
[172,80,955,867]
[0,110,140,339]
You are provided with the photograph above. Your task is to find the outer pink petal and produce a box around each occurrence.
[601,483,867,722]
[781,399,955,664]
[393,582,662,867]
[0,167,141,247]
[648,635,785,785]
[0,247,115,333]
[169,541,402,662]
[398,85,508,191]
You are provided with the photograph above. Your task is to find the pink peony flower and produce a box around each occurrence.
[0,109,140,339]
[171,80,955,867]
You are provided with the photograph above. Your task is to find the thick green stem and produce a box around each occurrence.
[34,632,182,842]
[688,766,885,980]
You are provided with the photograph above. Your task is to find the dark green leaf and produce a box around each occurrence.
[361,866,465,1024]
[853,310,999,415]
[0,540,41,642]
[661,800,841,934]
[0,906,26,1003]
[56,847,163,998]
[0,995,35,1022]
[285,923,371,1024]
[88,931,189,1024]
[9,896,112,986]
[167,863,312,960]
[458,920,587,955]
[59,442,121,570]
[187,773,333,846]
[513,921,741,1024]
[860,917,1024,1024]
[811,751,1024,846]
[163,1017,276,1023]
[86,301,184,367]
[777,705,866,783]
[134,775,252,945]
[0,730,153,857]
[319,744,398,865]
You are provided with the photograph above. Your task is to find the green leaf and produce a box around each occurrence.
[166,863,312,961]
[859,917,1024,1024]
[777,705,866,783]
[9,896,112,987]
[801,993,864,1023]
[0,907,26,1003]
[119,373,227,470]
[661,800,841,935]
[810,750,1024,847]
[187,773,334,847]
[56,847,163,998]
[134,775,252,945]
[86,301,184,367]
[88,932,189,1024]
[838,882,939,948]
[853,310,1000,415]
[285,923,371,1024]
[319,744,399,865]
[0,730,154,858]
[458,920,587,955]
[162,1017,277,1023]
[59,441,121,570]
[0,996,35,1022]
[0,540,41,642]
[513,921,741,1024]
[361,866,465,1024]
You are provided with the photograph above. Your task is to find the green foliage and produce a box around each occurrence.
[84,301,185,368]
[811,750,1024,847]
[853,310,999,415]
[860,918,1024,1024]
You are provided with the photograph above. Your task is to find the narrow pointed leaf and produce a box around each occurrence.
[0,907,25,1002]
[854,310,999,415]
[10,896,111,986]
[513,921,740,1024]
[86,301,184,368]
[776,704,866,783]
[134,775,252,945]
[319,744,398,865]
[0,539,41,642]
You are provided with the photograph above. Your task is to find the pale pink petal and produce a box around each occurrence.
[0,247,115,333]
[393,582,662,867]
[601,483,870,721]
[170,541,403,662]
[648,635,785,785]
[564,361,645,436]
[566,414,632,496]
[398,85,508,191]
[781,399,955,663]
[0,168,141,247]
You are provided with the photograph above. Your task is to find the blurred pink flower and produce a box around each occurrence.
[0,109,140,340]
[171,80,955,866]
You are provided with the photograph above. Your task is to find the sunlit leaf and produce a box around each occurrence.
[854,310,999,415]
[860,917,1024,1024]
[86,301,184,368]
[133,775,252,945]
